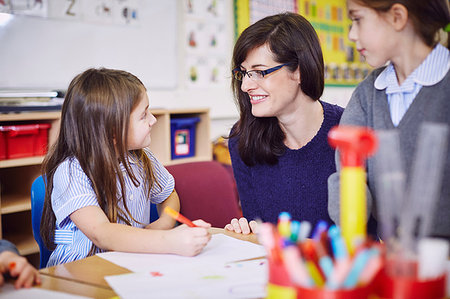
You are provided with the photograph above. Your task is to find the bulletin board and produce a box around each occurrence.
[234,0,370,87]
[0,0,178,90]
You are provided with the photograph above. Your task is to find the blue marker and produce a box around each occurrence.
[342,248,377,288]
[290,220,301,242]
[328,225,348,260]
[312,220,328,241]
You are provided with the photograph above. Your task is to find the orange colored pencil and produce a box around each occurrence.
[164,206,197,227]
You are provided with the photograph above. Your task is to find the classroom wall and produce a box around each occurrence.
[0,1,354,141]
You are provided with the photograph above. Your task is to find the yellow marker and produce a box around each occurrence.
[328,126,377,254]
[305,261,325,287]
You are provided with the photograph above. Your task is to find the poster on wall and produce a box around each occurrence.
[7,0,48,17]
[184,0,228,89]
[2,0,139,26]
[234,0,370,86]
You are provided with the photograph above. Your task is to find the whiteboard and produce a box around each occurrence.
[0,0,177,90]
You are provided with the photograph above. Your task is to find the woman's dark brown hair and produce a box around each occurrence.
[40,68,156,255]
[230,12,324,166]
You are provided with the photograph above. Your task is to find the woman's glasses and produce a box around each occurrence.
[232,63,293,81]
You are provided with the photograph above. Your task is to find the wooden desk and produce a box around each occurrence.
[38,228,260,295]
[38,274,116,298]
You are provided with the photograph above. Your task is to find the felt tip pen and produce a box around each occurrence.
[312,220,328,241]
[315,239,334,280]
[358,248,382,285]
[328,225,348,260]
[342,248,373,288]
[277,212,291,238]
[290,220,301,243]
[283,245,312,287]
[298,220,311,241]
[164,206,196,227]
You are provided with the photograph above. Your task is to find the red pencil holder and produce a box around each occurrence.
[296,283,374,299]
[266,258,297,299]
[374,270,446,299]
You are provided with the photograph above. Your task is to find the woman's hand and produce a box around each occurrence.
[168,219,212,256]
[224,217,258,234]
[0,251,41,289]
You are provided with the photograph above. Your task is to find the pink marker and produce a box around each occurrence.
[283,246,312,287]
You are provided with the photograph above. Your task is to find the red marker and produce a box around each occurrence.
[164,206,197,227]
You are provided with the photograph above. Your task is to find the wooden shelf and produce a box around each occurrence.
[1,194,31,214]
[6,232,39,256]
[0,156,44,168]
[0,111,60,121]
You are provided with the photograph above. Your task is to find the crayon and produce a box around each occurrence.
[164,206,196,227]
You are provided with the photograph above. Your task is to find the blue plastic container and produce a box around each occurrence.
[170,117,200,159]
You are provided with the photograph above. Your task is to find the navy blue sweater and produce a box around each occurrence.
[229,101,344,227]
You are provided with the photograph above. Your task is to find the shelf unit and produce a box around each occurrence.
[0,108,211,257]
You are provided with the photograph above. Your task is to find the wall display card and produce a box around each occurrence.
[183,0,229,89]
[0,0,11,13]
[9,0,48,17]
[48,0,82,20]
[250,0,296,24]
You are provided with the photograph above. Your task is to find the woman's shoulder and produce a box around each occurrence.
[321,100,344,123]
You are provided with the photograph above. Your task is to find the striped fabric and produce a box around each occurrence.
[46,149,174,267]
[374,44,450,126]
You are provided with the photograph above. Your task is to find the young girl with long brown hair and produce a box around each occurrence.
[41,68,211,266]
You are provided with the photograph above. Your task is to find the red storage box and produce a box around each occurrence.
[0,123,51,160]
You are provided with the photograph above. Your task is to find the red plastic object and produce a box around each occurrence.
[296,283,374,299]
[328,125,378,167]
[375,270,446,299]
[0,123,51,160]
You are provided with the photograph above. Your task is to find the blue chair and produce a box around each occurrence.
[31,175,53,268]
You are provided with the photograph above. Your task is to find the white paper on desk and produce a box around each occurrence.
[105,258,268,299]
[0,284,91,299]
[97,233,267,273]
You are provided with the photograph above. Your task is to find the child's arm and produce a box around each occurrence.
[70,205,211,256]
[146,190,180,230]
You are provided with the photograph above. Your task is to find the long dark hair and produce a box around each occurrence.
[230,12,324,166]
[353,0,450,49]
[41,68,156,255]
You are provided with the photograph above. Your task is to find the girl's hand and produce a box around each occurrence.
[224,217,258,234]
[0,251,41,289]
[169,219,211,256]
